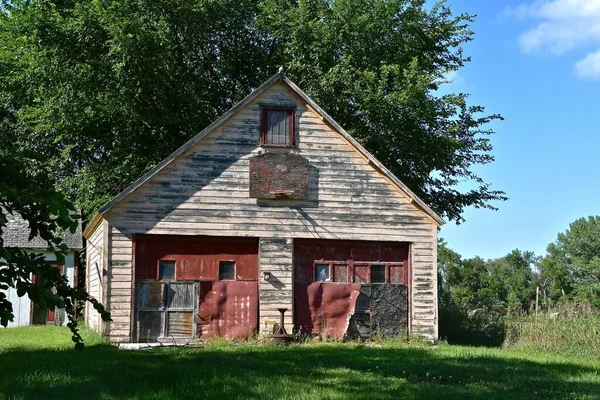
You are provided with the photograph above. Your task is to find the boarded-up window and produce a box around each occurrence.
[136,281,197,341]
[138,311,162,340]
[354,265,370,284]
[308,261,404,285]
[166,282,195,309]
[333,264,349,283]
[389,265,404,284]
[138,281,165,308]
[261,107,295,147]
[167,312,193,337]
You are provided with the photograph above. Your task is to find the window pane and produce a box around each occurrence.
[219,261,236,280]
[371,264,386,284]
[264,109,293,146]
[315,263,330,282]
[159,261,176,281]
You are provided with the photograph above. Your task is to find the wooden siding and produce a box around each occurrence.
[259,238,293,333]
[106,82,438,340]
[107,226,133,342]
[85,220,104,332]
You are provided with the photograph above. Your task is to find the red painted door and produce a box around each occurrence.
[294,239,410,336]
[31,264,63,324]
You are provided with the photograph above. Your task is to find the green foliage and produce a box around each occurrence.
[439,216,600,348]
[439,240,536,314]
[487,250,537,311]
[439,305,506,347]
[438,241,538,345]
[0,115,110,347]
[1,0,505,223]
[541,216,600,307]
[2,326,600,399]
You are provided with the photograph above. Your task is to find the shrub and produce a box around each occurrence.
[439,304,506,347]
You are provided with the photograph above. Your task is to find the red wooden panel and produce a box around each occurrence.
[198,281,258,339]
[294,262,314,284]
[381,245,407,262]
[294,283,360,338]
[134,236,258,281]
[352,244,379,261]
[390,265,404,284]
[333,264,349,283]
[354,265,370,284]
[294,239,409,284]
[293,239,410,333]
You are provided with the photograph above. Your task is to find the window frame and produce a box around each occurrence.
[370,264,387,284]
[157,260,176,281]
[218,260,236,281]
[310,260,405,284]
[314,262,331,282]
[260,106,296,148]
[135,280,198,341]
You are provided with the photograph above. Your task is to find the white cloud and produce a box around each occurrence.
[505,0,600,79]
[574,50,600,79]
[443,70,459,83]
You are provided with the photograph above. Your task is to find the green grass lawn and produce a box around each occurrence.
[0,326,599,400]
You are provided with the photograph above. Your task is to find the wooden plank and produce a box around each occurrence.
[103,81,439,341]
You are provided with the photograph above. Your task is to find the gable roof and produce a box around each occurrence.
[3,210,83,250]
[84,71,444,237]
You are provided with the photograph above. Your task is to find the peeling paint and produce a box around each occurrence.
[294,283,360,338]
[198,281,258,339]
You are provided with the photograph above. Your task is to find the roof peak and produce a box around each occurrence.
[86,72,443,237]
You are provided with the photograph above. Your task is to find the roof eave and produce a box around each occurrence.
[96,71,286,217]
[92,71,445,226]
[83,212,103,239]
[281,76,445,226]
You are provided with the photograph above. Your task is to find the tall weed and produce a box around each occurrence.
[504,302,600,357]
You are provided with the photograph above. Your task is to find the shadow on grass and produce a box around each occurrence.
[0,343,599,400]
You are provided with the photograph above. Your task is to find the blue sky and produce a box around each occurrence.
[437,0,600,260]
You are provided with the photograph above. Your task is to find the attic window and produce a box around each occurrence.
[261,107,295,147]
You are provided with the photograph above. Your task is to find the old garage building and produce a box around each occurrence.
[83,71,443,343]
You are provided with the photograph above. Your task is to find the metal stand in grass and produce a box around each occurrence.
[269,308,295,345]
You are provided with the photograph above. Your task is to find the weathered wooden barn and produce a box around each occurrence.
[83,71,443,343]
[1,211,81,327]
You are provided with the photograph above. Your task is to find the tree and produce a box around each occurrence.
[542,216,600,307]
[1,0,505,224]
[438,242,538,312]
[0,142,110,347]
[486,249,537,312]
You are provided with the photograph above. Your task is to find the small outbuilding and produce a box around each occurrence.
[1,211,81,327]
[83,72,443,343]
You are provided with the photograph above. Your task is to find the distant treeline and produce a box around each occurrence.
[439,215,600,347]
